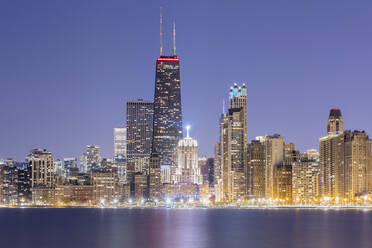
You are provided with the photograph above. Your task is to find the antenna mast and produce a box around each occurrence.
[173,20,176,56]
[160,7,163,56]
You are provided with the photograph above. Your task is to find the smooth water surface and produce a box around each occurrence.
[1,208,371,248]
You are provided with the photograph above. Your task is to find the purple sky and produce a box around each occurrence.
[1,0,372,161]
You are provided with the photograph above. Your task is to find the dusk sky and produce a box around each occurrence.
[1,0,371,161]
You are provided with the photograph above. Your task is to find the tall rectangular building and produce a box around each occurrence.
[221,107,246,202]
[259,134,285,200]
[151,56,183,174]
[344,130,371,198]
[27,149,54,189]
[126,100,154,172]
[246,140,265,199]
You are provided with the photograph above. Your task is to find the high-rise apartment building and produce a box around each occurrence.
[320,109,345,199]
[246,140,265,199]
[27,149,54,188]
[292,154,320,204]
[114,127,127,158]
[320,109,372,201]
[344,130,371,198]
[221,107,246,202]
[126,100,153,172]
[260,134,285,200]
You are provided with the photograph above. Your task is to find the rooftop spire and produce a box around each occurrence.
[222,98,225,113]
[160,7,163,56]
[173,20,176,56]
[186,125,190,138]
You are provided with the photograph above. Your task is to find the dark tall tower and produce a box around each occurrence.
[126,99,154,171]
[151,11,183,180]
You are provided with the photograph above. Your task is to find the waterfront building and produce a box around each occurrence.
[262,134,285,200]
[55,185,93,205]
[273,163,292,204]
[126,100,153,172]
[162,183,198,201]
[320,109,346,200]
[199,184,210,202]
[134,173,147,200]
[15,162,31,204]
[221,107,246,202]
[151,15,183,179]
[27,149,54,189]
[114,127,127,158]
[176,126,201,184]
[292,154,320,204]
[344,130,371,198]
[0,163,18,205]
[320,109,372,201]
[92,171,116,205]
[246,140,265,199]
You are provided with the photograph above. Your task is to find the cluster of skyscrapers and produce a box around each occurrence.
[213,99,372,205]
[1,14,371,207]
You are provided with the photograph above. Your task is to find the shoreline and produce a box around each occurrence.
[2,205,372,210]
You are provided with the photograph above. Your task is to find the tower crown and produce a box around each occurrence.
[327,108,344,134]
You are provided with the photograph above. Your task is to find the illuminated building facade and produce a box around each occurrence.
[176,127,201,184]
[126,100,153,172]
[221,107,246,202]
[261,134,285,199]
[246,140,265,199]
[27,149,54,189]
[151,55,183,177]
[292,155,320,204]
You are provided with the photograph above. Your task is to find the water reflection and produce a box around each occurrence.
[1,208,372,248]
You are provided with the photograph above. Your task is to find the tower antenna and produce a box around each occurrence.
[160,7,163,56]
[173,20,176,56]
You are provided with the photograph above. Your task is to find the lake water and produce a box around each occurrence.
[1,208,371,248]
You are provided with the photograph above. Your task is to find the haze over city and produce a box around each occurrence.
[1,0,371,161]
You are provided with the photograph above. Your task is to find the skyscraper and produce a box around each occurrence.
[246,140,265,199]
[176,126,201,184]
[126,99,153,172]
[151,13,183,179]
[260,134,285,200]
[221,107,246,202]
[320,109,345,200]
[320,109,372,202]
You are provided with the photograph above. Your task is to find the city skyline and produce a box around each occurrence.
[1,1,372,161]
